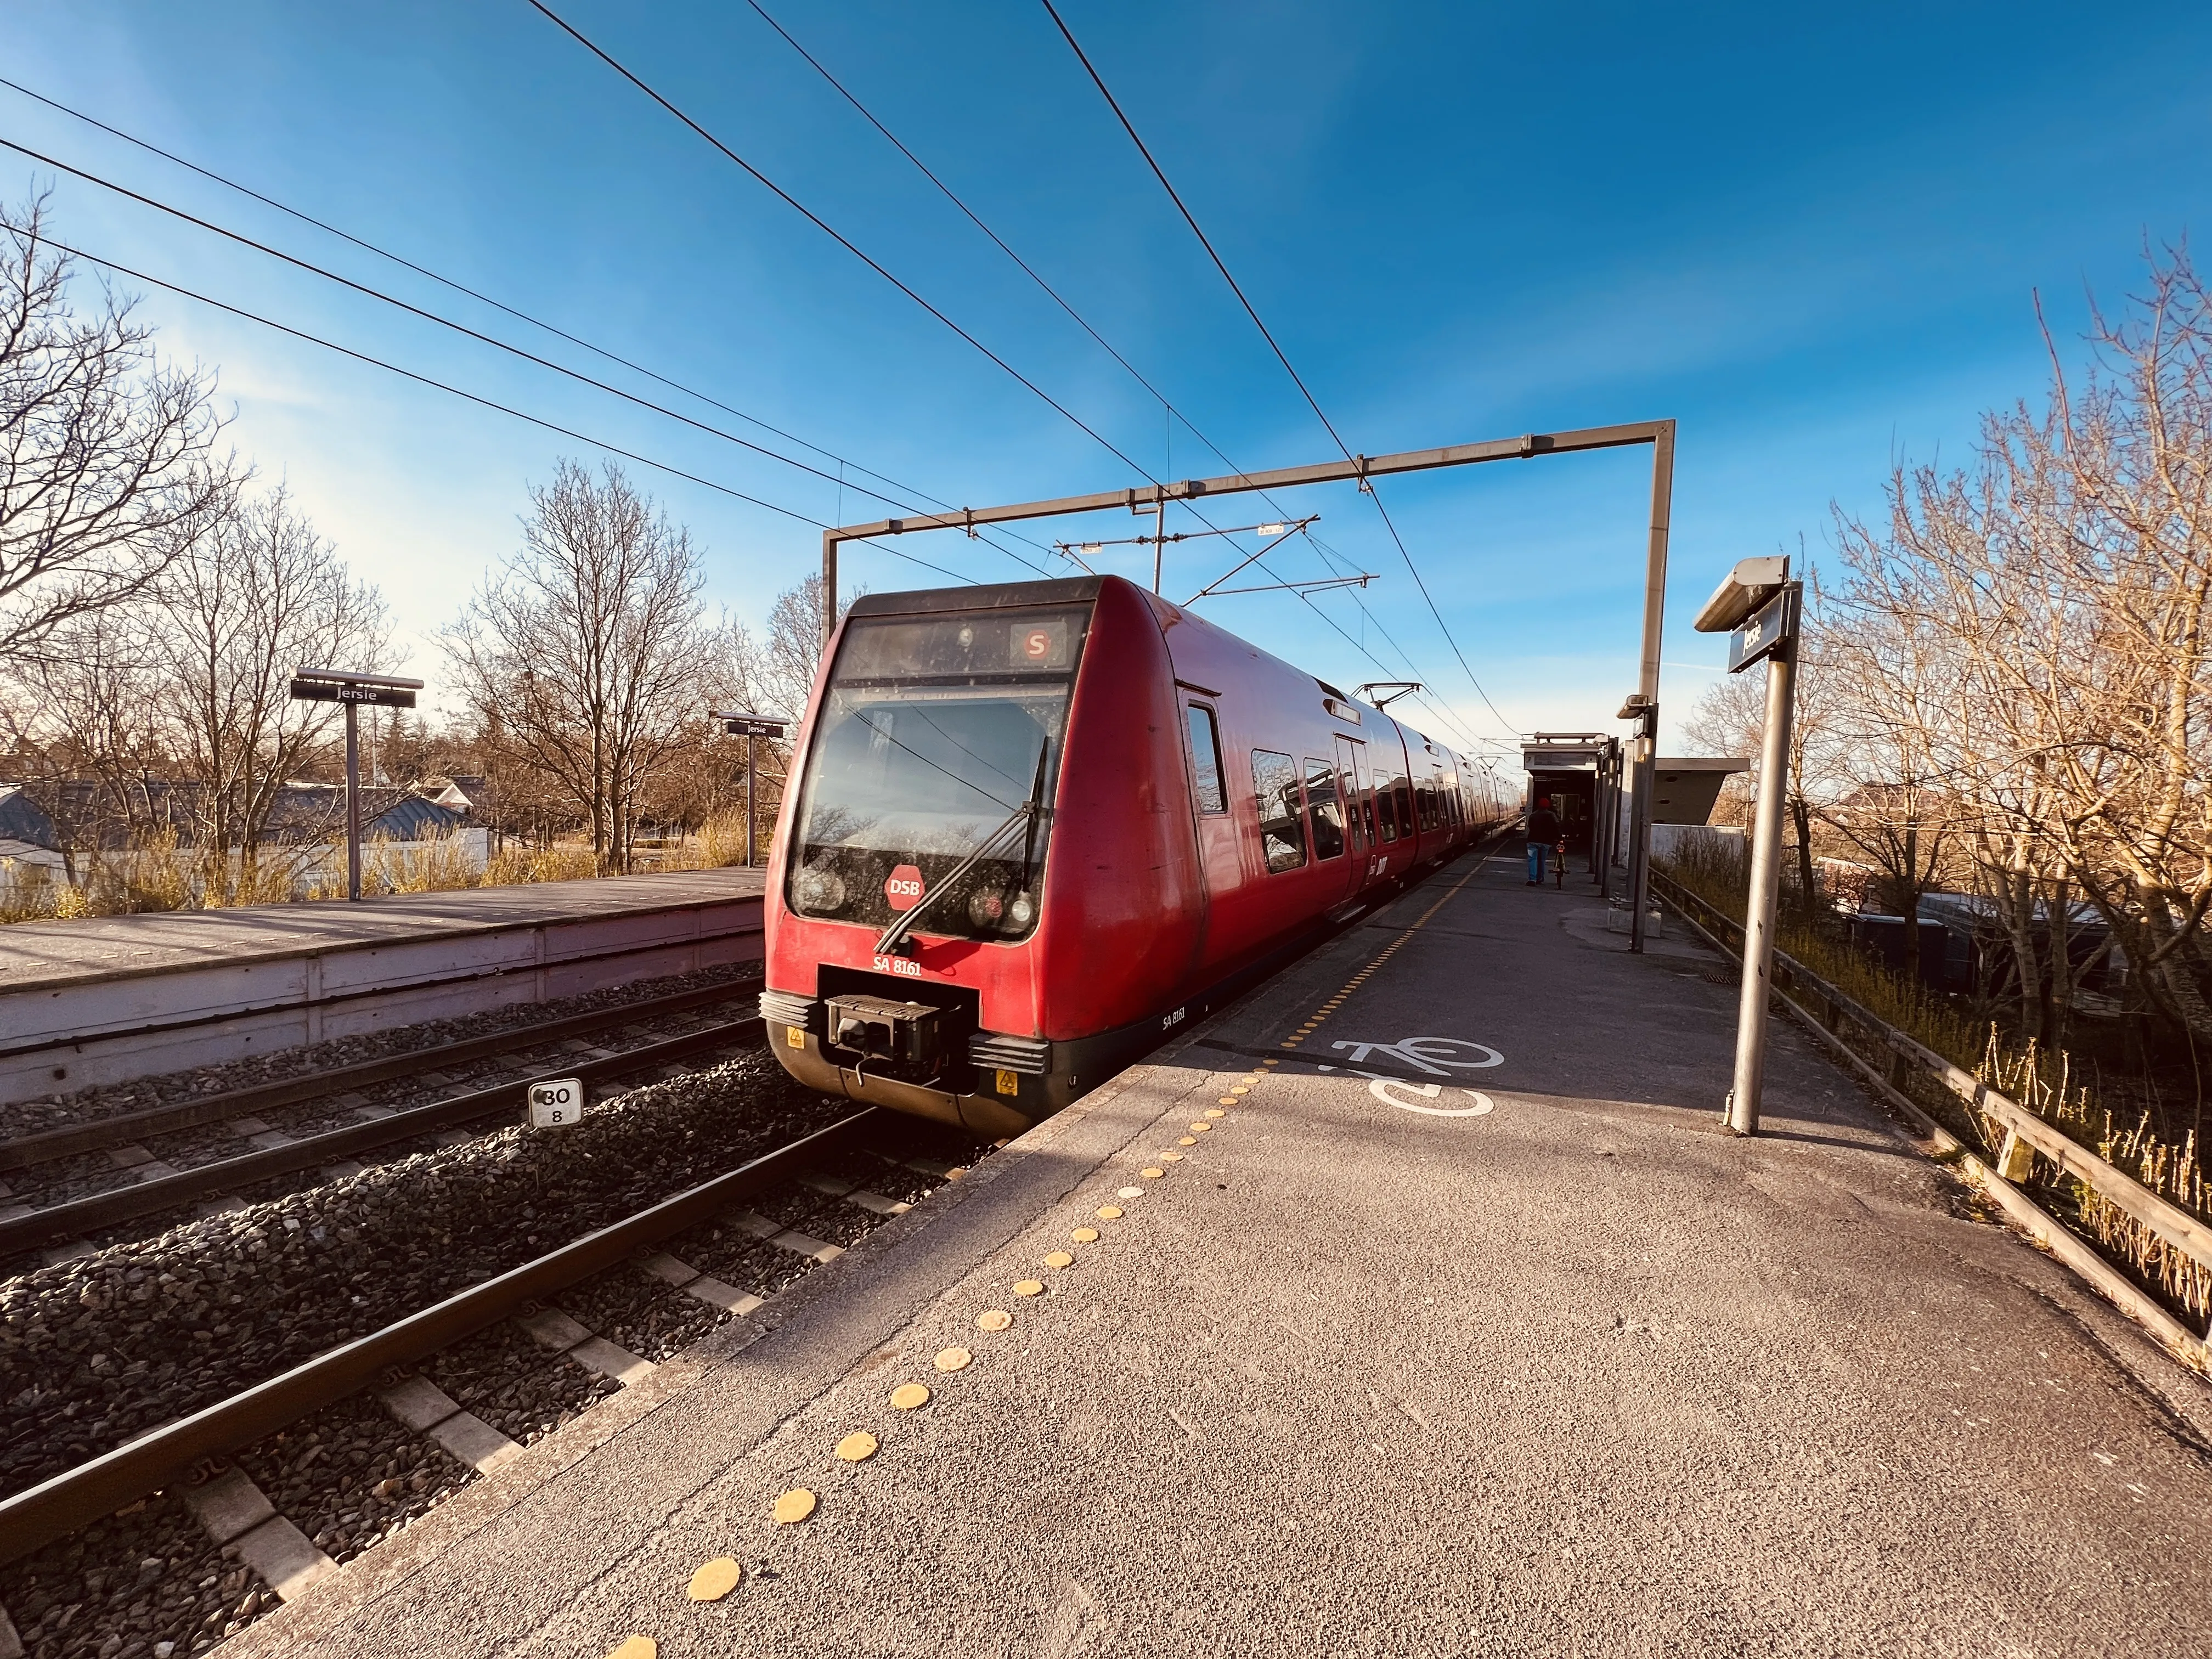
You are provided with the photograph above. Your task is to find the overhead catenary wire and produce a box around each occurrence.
[1036,0,1521,739]
[729,0,1506,745]
[525,0,1164,490]
[4,221,987,589]
[529,1,1505,748]
[0,135,1057,583]
[0,74,1065,577]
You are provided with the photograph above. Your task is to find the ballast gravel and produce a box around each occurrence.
[424,1321,618,1448]
[0,1047,839,1502]
[555,1269,720,1364]
[235,1392,474,1568]
[0,1490,237,1659]
[0,962,759,1141]
[4,1002,748,1224]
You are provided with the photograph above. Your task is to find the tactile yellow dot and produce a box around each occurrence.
[935,1346,973,1372]
[977,1308,1013,1331]
[772,1488,817,1524]
[891,1383,932,1409]
[1071,1227,1100,1242]
[1189,1122,1211,1133]
[608,1639,657,1659]
[1217,1097,1238,1105]
[1118,1186,1144,1198]
[1096,1206,1123,1220]
[1178,1137,1197,1146]
[1141,1167,1164,1179]
[687,1558,743,1601]
[1013,1279,1045,1297]
[1263,1058,1280,1066]
[1045,1250,1074,1268]
[1159,1151,1184,1163]
[1206,1109,1227,1118]
[1232,1086,1250,1094]
[836,1431,879,1463]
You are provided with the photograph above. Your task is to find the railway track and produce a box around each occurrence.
[0,1069,985,1659]
[0,979,766,1266]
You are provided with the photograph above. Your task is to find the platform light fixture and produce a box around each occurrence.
[1692,555,1804,1137]
[1691,555,1791,634]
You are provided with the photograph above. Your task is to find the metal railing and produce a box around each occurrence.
[1651,867,2210,1364]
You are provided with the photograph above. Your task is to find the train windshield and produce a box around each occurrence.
[785,605,1090,942]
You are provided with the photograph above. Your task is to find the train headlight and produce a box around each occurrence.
[1006,890,1036,930]
[793,868,847,913]
[968,889,1006,928]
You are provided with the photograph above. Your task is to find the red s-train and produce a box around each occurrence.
[759,573,1511,1134]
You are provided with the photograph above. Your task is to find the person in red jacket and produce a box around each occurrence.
[1525,797,1560,885]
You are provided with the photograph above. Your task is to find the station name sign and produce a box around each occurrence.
[1726,586,1799,674]
[1522,747,1601,770]
[721,715,787,738]
[289,678,417,708]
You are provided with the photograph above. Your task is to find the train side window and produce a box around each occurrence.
[1395,776,1415,838]
[1375,762,1398,843]
[1304,758,1345,859]
[1186,704,1226,814]
[1250,750,1307,872]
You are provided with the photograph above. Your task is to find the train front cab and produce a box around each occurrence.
[759,577,1204,1138]
[760,573,1498,1137]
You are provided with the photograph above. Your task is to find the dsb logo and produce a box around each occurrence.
[883,865,925,911]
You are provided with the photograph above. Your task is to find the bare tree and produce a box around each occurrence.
[1,193,238,664]
[0,602,167,882]
[442,460,711,872]
[149,484,390,894]
[1825,245,2212,1048]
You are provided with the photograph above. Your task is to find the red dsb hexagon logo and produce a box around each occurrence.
[883,865,925,911]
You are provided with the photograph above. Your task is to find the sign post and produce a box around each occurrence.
[712,713,788,867]
[290,669,425,902]
[1692,557,1799,1135]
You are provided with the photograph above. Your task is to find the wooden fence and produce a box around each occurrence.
[1651,866,2210,1368]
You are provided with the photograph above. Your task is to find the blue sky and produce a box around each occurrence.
[7,1,2210,761]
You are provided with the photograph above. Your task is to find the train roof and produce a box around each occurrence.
[844,574,1469,769]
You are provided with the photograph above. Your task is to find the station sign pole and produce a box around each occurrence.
[289,669,425,902]
[713,713,788,867]
[1691,558,1799,1135]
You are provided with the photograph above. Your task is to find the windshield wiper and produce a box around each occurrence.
[874,746,1052,957]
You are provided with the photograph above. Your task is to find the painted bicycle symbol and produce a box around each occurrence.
[1321,1034,1504,1119]
[1328,1035,1503,1075]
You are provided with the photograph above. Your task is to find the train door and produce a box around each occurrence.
[1335,734,1380,894]
[1327,738,1362,898]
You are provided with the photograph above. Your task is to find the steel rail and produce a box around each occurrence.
[0,1019,766,1256]
[0,1105,877,1567]
[0,980,757,1172]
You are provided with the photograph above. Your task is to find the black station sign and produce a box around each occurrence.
[723,716,788,738]
[289,678,417,708]
[1726,586,1799,674]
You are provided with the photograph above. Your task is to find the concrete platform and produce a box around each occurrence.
[224,851,2212,1658]
[0,869,765,1103]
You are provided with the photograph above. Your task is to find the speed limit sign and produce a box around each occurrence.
[527,1077,585,1127]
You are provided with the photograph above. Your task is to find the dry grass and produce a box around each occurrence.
[3,819,759,924]
[1657,839,2212,1323]
[1978,1037,2212,1322]
[479,843,603,886]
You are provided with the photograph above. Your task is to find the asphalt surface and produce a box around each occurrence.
[228,849,2212,1658]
